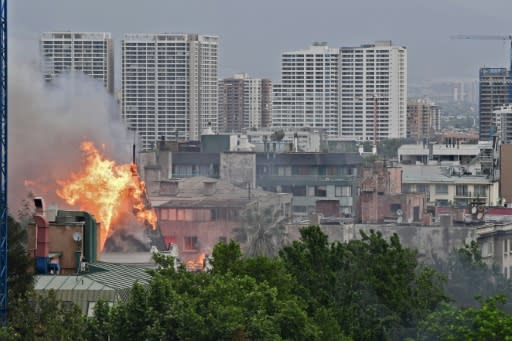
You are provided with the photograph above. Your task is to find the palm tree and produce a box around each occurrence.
[233,206,287,258]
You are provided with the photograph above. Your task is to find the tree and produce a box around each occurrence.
[233,206,287,257]
[7,215,33,300]
[279,226,446,340]
[432,241,512,309]
[417,295,512,340]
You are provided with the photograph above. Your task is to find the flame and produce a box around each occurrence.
[56,141,157,250]
[186,253,206,272]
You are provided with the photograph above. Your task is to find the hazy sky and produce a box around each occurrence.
[10,0,512,85]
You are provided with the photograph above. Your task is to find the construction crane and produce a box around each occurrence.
[451,34,512,70]
[0,0,7,323]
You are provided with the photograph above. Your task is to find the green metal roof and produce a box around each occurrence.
[34,262,152,313]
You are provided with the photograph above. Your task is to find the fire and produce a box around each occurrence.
[186,253,206,272]
[57,141,157,250]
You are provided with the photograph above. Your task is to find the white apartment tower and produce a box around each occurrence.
[122,33,218,150]
[40,32,114,93]
[339,41,407,141]
[272,42,339,136]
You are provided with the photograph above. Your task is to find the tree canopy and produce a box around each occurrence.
[3,223,512,340]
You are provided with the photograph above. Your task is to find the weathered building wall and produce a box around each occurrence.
[220,152,256,188]
[286,223,477,262]
[28,223,84,273]
[500,144,512,203]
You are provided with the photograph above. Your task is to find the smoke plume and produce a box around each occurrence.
[8,46,131,213]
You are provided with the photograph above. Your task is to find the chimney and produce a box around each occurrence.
[34,197,50,274]
[34,196,45,216]
[160,180,180,196]
[203,180,217,196]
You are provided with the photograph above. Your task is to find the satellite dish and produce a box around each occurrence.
[471,206,477,214]
[73,232,82,242]
[396,209,404,216]
[397,216,403,224]
[477,212,484,220]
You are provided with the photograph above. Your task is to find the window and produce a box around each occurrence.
[184,236,198,251]
[474,185,487,197]
[335,185,352,197]
[402,184,413,193]
[456,185,468,196]
[416,184,429,193]
[292,186,306,196]
[435,184,448,194]
[315,186,327,197]
[293,205,307,213]
[218,236,227,244]
[505,239,508,254]
[390,204,401,213]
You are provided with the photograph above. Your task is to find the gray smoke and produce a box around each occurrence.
[8,46,132,213]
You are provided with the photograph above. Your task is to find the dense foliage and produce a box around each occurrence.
[3,224,512,340]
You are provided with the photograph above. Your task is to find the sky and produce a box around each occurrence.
[10,0,512,86]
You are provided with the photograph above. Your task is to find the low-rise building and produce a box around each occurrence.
[398,142,492,166]
[359,162,426,224]
[477,223,512,279]
[256,153,362,217]
[401,164,499,207]
[149,177,292,267]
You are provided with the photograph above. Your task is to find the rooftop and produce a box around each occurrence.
[150,176,291,208]
[401,165,493,184]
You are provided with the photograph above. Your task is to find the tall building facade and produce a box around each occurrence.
[40,32,114,93]
[339,41,407,141]
[121,33,218,150]
[479,68,510,141]
[218,74,272,132]
[495,104,512,144]
[406,99,440,140]
[272,42,340,137]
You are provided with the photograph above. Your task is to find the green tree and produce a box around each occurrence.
[8,290,87,341]
[417,295,512,340]
[432,241,512,309]
[233,206,287,257]
[280,226,446,340]
[7,215,34,301]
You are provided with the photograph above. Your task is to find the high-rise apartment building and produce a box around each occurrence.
[121,33,218,150]
[40,32,114,93]
[495,104,512,144]
[407,99,440,140]
[218,74,272,132]
[479,68,510,141]
[339,41,407,141]
[272,42,340,136]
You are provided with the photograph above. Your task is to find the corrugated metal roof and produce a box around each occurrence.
[35,262,152,313]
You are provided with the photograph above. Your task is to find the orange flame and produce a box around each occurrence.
[56,141,157,250]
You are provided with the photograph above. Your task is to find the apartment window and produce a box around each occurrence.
[504,239,508,254]
[402,184,413,193]
[435,184,448,194]
[184,236,198,251]
[218,236,227,244]
[315,186,327,197]
[416,184,429,193]
[292,186,307,196]
[455,185,468,196]
[335,185,352,197]
[474,185,487,197]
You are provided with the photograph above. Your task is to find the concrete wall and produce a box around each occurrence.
[220,152,256,188]
[286,223,477,262]
[501,144,512,203]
